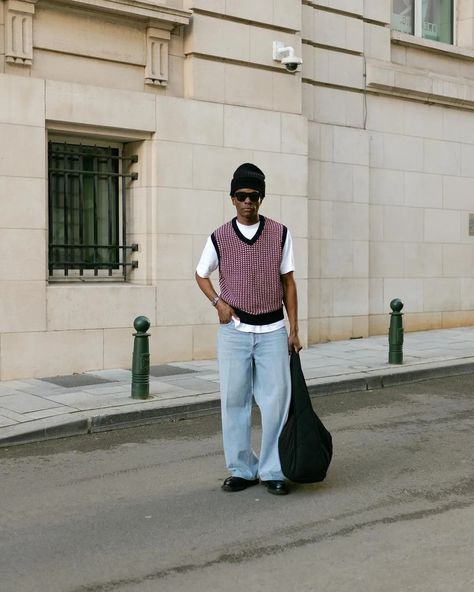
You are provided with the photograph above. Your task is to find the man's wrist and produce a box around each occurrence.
[210,295,220,307]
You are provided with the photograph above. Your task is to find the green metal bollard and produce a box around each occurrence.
[131,316,151,399]
[388,298,404,364]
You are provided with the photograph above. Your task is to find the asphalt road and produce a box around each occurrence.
[1,375,473,592]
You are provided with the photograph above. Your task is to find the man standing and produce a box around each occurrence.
[195,163,301,496]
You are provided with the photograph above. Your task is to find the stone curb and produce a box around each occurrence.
[90,399,222,432]
[307,360,474,396]
[2,360,474,448]
[0,417,91,448]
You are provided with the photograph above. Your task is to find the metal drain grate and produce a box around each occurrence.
[40,375,116,388]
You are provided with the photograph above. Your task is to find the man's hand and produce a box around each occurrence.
[216,299,239,324]
[288,332,302,354]
[195,273,239,325]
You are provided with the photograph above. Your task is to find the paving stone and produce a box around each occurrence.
[0,393,62,414]
[0,387,16,397]
[149,365,197,378]
[0,408,32,423]
[0,381,42,393]
[195,373,220,382]
[74,397,140,410]
[149,390,202,400]
[0,415,17,427]
[87,369,131,382]
[40,392,100,410]
[82,385,131,396]
[19,407,72,421]
[162,378,220,394]
[170,361,214,369]
[148,381,191,395]
[150,381,194,397]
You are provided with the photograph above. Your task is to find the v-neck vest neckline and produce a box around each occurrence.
[231,215,266,246]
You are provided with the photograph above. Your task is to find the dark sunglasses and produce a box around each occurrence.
[234,191,261,203]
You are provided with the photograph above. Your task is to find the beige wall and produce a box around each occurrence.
[367,94,474,335]
[2,0,474,379]
[0,0,308,379]
[304,0,474,342]
[304,1,376,342]
[0,73,308,379]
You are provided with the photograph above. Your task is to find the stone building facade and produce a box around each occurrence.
[1,0,474,380]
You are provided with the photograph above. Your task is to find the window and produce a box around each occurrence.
[392,0,454,45]
[48,140,138,280]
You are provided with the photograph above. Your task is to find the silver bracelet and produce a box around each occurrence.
[211,295,220,307]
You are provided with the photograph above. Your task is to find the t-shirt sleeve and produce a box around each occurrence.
[196,236,219,278]
[280,229,295,275]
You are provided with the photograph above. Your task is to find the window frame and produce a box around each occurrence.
[392,0,457,46]
[47,135,138,283]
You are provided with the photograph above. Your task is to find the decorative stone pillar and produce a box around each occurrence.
[145,27,170,86]
[4,0,38,65]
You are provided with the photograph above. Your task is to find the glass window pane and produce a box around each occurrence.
[48,142,120,273]
[392,0,414,35]
[422,0,453,44]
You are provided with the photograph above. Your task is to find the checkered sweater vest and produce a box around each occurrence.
[211,216,287,325]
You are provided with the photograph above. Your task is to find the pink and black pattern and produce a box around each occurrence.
[211,216,287,325]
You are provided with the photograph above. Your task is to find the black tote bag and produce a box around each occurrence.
[278,352,333,483]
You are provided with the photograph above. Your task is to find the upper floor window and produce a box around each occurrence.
[48,139,138,281]
[392,0,454,44]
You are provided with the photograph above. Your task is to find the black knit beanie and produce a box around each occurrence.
[230,163,265,198]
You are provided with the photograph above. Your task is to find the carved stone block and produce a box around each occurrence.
[145,27,171,86]
[5,0,37,65]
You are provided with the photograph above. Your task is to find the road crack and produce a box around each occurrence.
[69,496,474,592]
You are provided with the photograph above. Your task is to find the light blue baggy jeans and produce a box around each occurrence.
[217,322,291,481]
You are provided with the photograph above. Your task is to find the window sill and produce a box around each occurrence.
[391,30,474,61]
[48,277,127,284]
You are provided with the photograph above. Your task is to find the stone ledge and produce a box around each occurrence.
[41,0,192,29]
[366,58,474,108]
[391,30,474,61]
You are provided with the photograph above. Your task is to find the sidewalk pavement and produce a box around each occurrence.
[1,327,474,448]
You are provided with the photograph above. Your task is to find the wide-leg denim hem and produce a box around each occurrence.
[218,323,291,481]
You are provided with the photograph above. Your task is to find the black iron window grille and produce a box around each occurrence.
[48,141,139,280]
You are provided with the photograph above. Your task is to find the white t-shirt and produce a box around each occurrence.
[196,219,295,333]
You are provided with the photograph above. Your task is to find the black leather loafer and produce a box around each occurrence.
[261,480,289,495]
[221,476,259,492]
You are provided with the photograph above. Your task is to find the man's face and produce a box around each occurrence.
[231,188,262,222]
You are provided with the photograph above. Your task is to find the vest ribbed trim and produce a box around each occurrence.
[233,306,284,326]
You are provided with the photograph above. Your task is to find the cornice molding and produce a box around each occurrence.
[38,0,192,29]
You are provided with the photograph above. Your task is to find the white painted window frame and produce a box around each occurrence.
[394,0,457,45]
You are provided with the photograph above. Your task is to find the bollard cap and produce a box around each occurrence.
[133,316,150,333]
[390,298,404,313]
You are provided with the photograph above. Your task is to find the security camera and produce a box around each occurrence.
[273,41,302,73]
[281,55,303,72]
